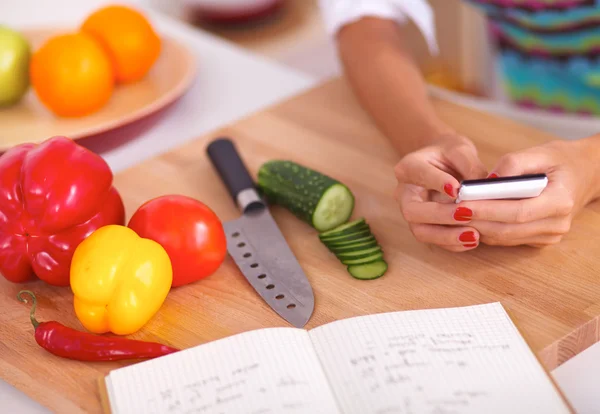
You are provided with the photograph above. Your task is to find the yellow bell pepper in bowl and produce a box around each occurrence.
[70,225,173,335]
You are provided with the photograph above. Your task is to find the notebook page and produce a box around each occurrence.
[309,303,570,414]
[105,327,341,414]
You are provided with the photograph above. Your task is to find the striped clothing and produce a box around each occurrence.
[318,0,600,115]
[466,0,600,114]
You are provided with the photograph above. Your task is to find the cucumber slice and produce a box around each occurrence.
[257,161,355,232]
[318,216,387,280]
[319,218,366,238]
[331,240,379,254]
[342,252,384,265]
[336,246,382,259]
[326,235,375,248]
[348,261,388,280]
[321,227,373,244]
[320,226,370,241]
[319,227,370,243]
[313,184,355,232]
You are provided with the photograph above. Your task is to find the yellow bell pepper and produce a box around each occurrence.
[70,225,173,335]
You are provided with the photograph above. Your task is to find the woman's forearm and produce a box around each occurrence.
[336,17,454,155]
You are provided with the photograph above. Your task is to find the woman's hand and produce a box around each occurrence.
[463,139,600,247]
[395,134,488,252]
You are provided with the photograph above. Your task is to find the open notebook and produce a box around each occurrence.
[99,302,572,414]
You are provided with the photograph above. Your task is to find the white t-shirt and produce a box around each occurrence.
[317,0,439,54]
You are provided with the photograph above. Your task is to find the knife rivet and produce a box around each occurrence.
[243,253,252,258]
[250,263,259,268]
[232,232,240,238]
[266,284,275,289]
[275,294,284,300]
[287,304,296,309]
[237,242,246,248]
[258,274,266,279]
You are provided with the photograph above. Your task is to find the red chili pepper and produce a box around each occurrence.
[17,290,180,362]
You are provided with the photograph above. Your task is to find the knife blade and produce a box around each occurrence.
[206,137,315,328]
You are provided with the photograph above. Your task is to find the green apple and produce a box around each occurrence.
[0,26,31,107]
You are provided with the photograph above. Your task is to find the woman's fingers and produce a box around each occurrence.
[490,148,551,177]
[444,142,489,181]
[483,234,564,248]
[460,185,573,224]
[430,190,455,204]
[526,235,566,248]
[402,201,474,225]
[395,152,461,198]
[473,215,571,246]
[395,137,487,198]
[399,184,473,225]
[397,185,479,250]
[409,223,480,251]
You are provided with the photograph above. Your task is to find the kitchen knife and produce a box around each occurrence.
[206,137,315,328]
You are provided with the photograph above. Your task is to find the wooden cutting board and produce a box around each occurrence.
[2,77,600,413]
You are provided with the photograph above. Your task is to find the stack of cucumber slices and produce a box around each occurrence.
[257,160,387,280]
[319,218,387,280]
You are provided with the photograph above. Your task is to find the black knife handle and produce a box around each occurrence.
[206,137,256,204]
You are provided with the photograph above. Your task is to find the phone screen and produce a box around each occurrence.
[461,173,547,186]
[456,173,548,202]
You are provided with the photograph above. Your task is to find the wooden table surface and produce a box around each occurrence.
[2,77,600,413]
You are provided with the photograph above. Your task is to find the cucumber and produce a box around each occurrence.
[319,228,370,243]
[326,235,375,248]
[319,218,366,239]
[348,261,388,280]
[336,246,382,259]
[342,252,384,266]
[331,240,379,254]
[257,161,355,232]
[317,216,388,280]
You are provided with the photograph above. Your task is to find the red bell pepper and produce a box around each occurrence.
[0,136,125,286]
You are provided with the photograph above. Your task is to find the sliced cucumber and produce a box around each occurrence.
[348,261,388,280]
[320,229,371,244]
[331,240,379,254]
[318,217,388,280]
[326,235,376,248]
[319,223,369,241]
[336,246,382,259]
[342,252,384,266]
[257,160,355,232]
[319,218,366,238]
[313,184,355,232]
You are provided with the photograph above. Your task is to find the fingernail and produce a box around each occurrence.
[488,173,498,178]
[454,207,473,221]
[459,231,477,243]
[463,243,478,248]
[444,183,455,198]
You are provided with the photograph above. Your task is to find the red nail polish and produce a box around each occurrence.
[454,207,473,221]
[488,173,498,178]
[444,183,455,198]
[459,231,477,243]
[463,243,478,248]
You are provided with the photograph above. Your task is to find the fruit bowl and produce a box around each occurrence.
[0,27,197,152]
[183,0,285,24]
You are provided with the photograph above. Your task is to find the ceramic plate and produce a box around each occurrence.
[0,28,197,151]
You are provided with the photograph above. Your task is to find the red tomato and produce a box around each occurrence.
[128,195,227,287]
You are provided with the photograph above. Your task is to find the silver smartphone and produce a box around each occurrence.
[456,174,548,203]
